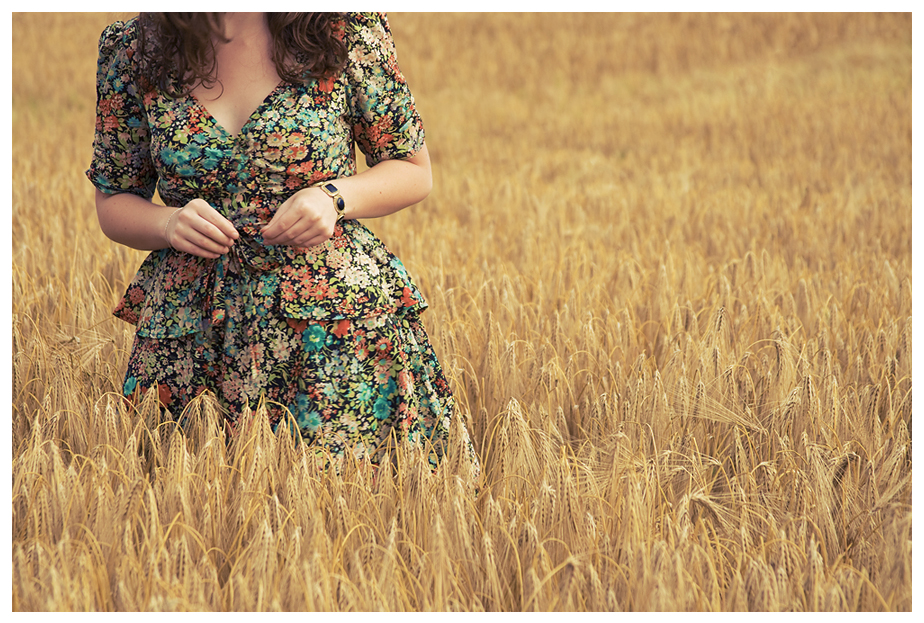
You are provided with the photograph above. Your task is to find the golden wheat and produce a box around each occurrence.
[12,12,911,612]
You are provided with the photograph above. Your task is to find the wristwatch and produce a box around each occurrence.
[319,182,346,222]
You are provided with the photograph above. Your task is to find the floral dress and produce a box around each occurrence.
[87,13,477,473]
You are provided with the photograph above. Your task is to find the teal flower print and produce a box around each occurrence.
[383,377,398,398]
[303,325,329,352]
[357,382,373,403]
[202,146,225,169]
[373,395,391,421]
[160,148,181,166]
[256,275,278,296]
[305,411,322,431]
[288,393,321,432]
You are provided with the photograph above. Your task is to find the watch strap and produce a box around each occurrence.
[319,182,346,221]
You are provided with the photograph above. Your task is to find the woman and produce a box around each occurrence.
[87,12,477,473]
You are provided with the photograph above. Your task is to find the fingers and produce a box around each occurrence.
[281,226,335,249]
[197,205,240,244]
[264,214,335,248]
[166,200,239,258]
[261,188,336,247]
[262,212,331,247]
[258,203,294,242]
[164,191,336,258]
[185,199,238,244]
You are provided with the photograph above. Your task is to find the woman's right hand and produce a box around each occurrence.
[164,199,240,258]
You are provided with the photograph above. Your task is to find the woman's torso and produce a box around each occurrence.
[89,14,428,338]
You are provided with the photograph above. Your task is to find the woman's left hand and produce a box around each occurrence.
[261,186,339,248]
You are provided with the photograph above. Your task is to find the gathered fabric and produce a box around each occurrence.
[87,13,478,473]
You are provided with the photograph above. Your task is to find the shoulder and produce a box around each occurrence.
[95,18,148,99]
[97,17,140,57]
[342,12,394,47]
[96,17,142,82]
[344,12,389,30]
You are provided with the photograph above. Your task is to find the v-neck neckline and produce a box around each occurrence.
[188,81,286,140]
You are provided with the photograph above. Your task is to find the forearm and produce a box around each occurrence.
[335,143,433,220]
[95,189,176,251]
[95,189,239,258]
[98,143,431,253]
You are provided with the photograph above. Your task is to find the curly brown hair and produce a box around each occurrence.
[136,13,349,97]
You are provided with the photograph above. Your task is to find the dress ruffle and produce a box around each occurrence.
[114,216,427,339]
[89,14,478,475]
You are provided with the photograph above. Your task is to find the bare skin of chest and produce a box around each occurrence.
[190,15,282,137]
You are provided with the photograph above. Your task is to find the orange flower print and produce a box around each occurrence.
[158,383,173,407]
[284,144,308,160]
[267,131,286,147]
[333,319,351,338]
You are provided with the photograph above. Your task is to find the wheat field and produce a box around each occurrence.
[11,12,912,611]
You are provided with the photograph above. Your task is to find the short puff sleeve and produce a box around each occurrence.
[86,20,157,199]
[345,13,425,168]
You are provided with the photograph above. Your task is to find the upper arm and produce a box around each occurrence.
[346,12,426,169]
[94,188,131,237]
[402,142,432,193]
[85,19,157,199]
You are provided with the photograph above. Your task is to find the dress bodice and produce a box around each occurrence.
[87,14,428,338]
